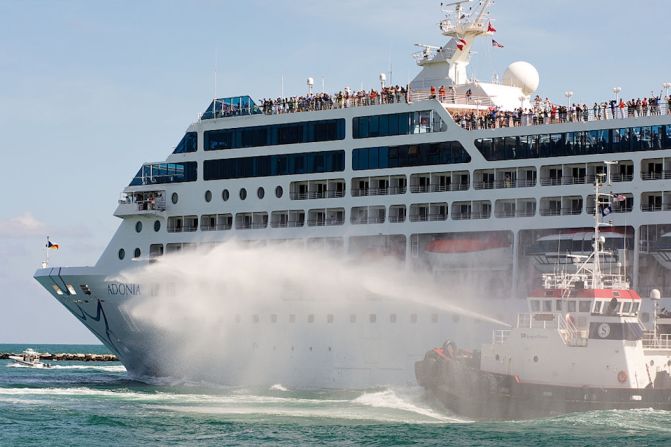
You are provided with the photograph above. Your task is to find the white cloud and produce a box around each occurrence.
[0,213,47,238]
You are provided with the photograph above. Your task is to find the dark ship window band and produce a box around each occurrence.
[475,124,671,161]
[353,142,470,171]
[204,150,345,180]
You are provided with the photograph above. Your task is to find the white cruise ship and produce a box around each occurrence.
[34,0,671,388]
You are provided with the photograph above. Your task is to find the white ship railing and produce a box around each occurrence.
[513,312,588,347]
[642,332,671,350]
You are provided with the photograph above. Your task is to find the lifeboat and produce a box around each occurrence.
[424,235,512,270]
[526,228,633,273]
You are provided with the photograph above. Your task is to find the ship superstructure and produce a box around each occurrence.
[34,1,671,387]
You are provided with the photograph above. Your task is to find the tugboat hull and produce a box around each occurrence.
[415,348,671,420]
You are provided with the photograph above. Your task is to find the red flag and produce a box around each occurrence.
[459,38,468,45]
[456,43,464,51]
[487,22,496,33]
[492,39,504,48]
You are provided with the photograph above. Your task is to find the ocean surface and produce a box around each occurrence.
[1,344,670,446]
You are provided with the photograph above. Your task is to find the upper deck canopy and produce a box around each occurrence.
[201,96,261,120]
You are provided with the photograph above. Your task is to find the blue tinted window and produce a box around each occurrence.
[173,132,197,154]
[353,111,445,139]
[352,142,469,170]
[129,162,197,186]
[204,119,344,151]
[204,151,345,180]
[475,124,671,161]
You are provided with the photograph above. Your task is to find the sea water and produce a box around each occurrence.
[0,344,669,446]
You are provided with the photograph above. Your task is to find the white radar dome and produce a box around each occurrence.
[503,61,540,96]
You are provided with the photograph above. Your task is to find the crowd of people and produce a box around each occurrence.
[452,94,671,130]
[258,86,408,115]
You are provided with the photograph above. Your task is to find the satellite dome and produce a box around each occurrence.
[503,61,540,95]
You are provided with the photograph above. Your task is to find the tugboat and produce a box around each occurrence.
[415,165,671,420]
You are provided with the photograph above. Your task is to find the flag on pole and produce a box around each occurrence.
[601,205,613,217]
[613,194,626,202]
[46,239,60,250]
[492,39,504,48]
[487,22,496,33]
[456,38,468,51]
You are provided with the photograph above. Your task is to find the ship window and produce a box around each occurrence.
[222,189,230,201]
[173,132,197,154]
[567,301,577,312]
[369,314,377,323]
[579,301,591,312]
[593,301,603,314]
[542,300,552,312]
[239,188,247,200]
[133,248,141,258]
[632,302,640,314]
[623,302,632,313]
[149,244,164,258]
[171,193,178,204]
[204,150,345,180]
[327,314,334,324]
[204,119,344,151]
[135,221,143,233]
[530,300,540,312]
[353,142,470,171]
[66,285,77,295]
[275,185,283,198]
[118,248,125,260]
[154,220,161,232]
[257,187,265,199]
[410,313,418,323]
[350,314,357,323]
[52,285,63,295]
[555,300,563,312]
[205,190,212,202]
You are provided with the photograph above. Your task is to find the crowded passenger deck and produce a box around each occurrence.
[200,87,671,132]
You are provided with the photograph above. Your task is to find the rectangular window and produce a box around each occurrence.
[578,301,591,312]
[542,300,552,312]
[567,301,577,312]
[204,151,345,180]
[204,119,344,151]
[353,112,445,139]
[353,142,469,171]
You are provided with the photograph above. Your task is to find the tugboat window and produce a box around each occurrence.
[531,300,540,312]
[567,301,577,312]
[579,301,591,312]
[542,300,552,312]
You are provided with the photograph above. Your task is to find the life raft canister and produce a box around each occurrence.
[617,370,628,383]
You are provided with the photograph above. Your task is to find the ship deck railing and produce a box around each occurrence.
[642,332,671,350]
[513,312,589,347]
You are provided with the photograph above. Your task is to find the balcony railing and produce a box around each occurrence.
[642,171,671,181]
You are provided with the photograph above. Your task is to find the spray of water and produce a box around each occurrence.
[117,241,511,386]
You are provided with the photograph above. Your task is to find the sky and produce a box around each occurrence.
[0,0,669,344]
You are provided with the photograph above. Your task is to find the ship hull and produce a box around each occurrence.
[34,267,516,389]
[415,349,671,420]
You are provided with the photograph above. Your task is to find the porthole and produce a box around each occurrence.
[495,354,500,361]
[154,220,161,232]
[171,192,178,204]
[135,221,143,233]
[222,189,230,201]
[533,355,539,363]
[134,248,141,258]
[118,249,125,260]
[205,190,212,202]
[257,187,265,199]
[275,185,283,198]
[239,188,247,200]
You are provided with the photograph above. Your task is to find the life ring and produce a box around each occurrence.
[617,370,628,383]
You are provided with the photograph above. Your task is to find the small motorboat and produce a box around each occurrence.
[8,349,52,368]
